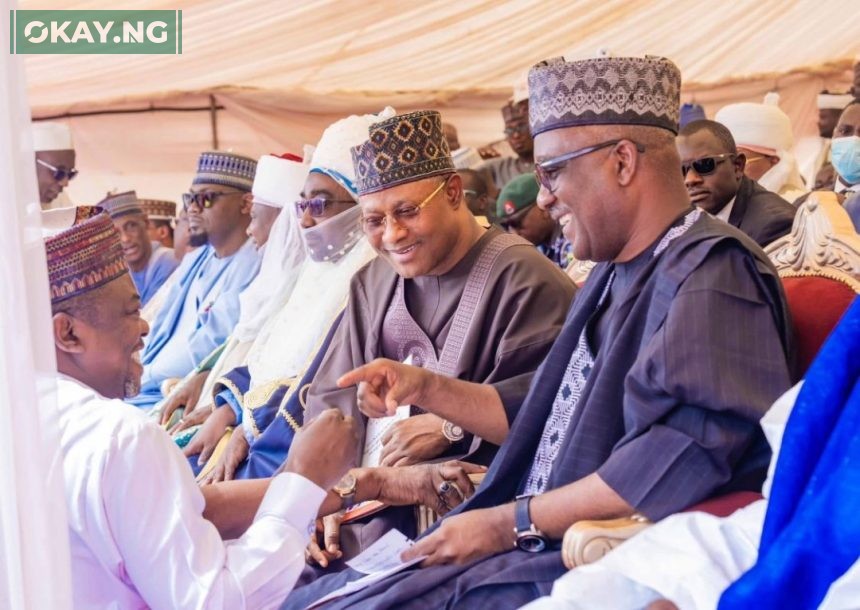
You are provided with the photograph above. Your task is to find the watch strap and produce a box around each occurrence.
[515,494,533,533]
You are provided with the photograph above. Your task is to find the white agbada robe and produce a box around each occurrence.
[54,374,324,609]
[523,383,860,610]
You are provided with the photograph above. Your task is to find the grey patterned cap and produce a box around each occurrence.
[528,56,682,136]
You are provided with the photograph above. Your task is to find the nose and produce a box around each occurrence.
[139,317,150,339]
[536,183,555,212]
[683,167,703,187]
[381,216,407,246]
[299,207,316,229]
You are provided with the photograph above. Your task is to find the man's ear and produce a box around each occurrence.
[445,173,465,209]
[155,225,170,241]
[615,140,640,187]
[53,312,86,354]
[734,152,747,179]
[240,193,254,215]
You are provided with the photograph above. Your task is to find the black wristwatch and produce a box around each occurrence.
[514,494,548,552]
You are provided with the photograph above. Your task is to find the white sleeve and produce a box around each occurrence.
[101,420,324,610]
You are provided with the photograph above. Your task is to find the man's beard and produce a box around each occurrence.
[189,231,209,247]
[123,352,142,399]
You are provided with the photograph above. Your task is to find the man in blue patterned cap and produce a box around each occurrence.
[282,55,794,610]
[99,190,178,306]
[128,151,261,409]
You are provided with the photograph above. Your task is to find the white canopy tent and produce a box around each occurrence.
[22,0,859,203]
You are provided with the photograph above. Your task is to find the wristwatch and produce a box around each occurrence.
[442,420,465,443]
[332,472,357,510]
[514,494,548,553]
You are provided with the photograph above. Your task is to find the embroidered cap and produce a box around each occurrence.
[98,190,143,220]
[193,151,257,192]
[351,110,455,196]
[45,212,129,305]
[41,205,104,238]
[528,56,682,136]
[139,198,177,221]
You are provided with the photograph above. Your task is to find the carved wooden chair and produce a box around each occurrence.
[561,191,860,569]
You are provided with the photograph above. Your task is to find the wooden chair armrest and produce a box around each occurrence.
[561,514,652,569]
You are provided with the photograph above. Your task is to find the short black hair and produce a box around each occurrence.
[679,119,737,153]
[457,168,489,197]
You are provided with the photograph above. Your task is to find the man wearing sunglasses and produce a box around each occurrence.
[32,121,77,209]
[496,173,570,269]
[677,120,796,247]
[128,151,261,410]
[283,56,793,610]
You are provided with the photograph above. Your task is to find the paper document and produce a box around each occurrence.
[305,529,425,608]
[361,355,413,467]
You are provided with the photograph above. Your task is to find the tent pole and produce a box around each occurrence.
[209,94,219,150]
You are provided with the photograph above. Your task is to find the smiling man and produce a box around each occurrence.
[288,109,575,575]
[45,213,362,609]
[128,151,261,409]
[677,119,796,247]
[284,55,795,610]
[99,190,178,306]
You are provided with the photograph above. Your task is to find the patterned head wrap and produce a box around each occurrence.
[45,212,128,305]
[139,198,177,221]
[351,110,455,196]
[192,151,257,191]
[97,190,143,220]
[528,56,682,136]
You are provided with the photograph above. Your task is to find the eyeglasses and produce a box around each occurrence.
[535,139,644,193]
[36,158,78,182]
[680,153,736,177]
[463,189,479,199]
[360,178,448,235]
[500,203,535,231]
[504,124,530,137]
[294,197,355,218]
[182,190,243,210]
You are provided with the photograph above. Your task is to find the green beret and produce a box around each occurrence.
[496,173,539,219]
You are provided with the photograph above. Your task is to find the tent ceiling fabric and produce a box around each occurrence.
[18,0,859,203]
[23,0,859,115]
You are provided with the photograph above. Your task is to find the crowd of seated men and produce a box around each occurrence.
[34,51,860,610]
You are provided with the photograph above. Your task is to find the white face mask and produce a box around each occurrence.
[300,204,363,263]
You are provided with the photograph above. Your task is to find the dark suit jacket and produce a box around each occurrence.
[727,176,797,247]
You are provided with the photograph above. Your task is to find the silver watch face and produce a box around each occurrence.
[516,533,547,553]
[443,420,465,442]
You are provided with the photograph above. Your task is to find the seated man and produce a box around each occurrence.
[140,198,177,248]
[297,109,576,567]
[496,173,571,269]
[678,119,796,246]
[162,111,393,474]
[458,168,493,226]
[284,55,794,610]
[832,102,860,227]
[525,296,860,610]
[715,94,807,202]
[99,190,179,306]
[32,121,77,209]
[129,151,262,409]
[44,212,358,609]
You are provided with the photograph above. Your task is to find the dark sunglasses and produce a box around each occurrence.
[681,153,735,177]
[36,158,78,182]
[182,190,242,210]
[294,197,354,218]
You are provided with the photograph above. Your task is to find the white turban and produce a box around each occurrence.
[309,107,397,198]
[715,92,794,156]
[32,121,73,152]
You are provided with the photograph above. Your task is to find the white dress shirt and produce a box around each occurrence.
[55,374,324,609]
